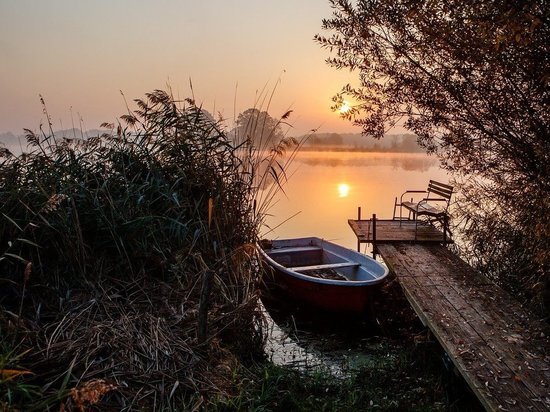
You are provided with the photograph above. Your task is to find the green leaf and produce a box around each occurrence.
[2,213,23,232]
[16,238,42,248]
[1,253,28,264]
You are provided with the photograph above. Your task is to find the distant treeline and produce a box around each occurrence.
[1,129,425,154]
[0,128,108,142]
[301,132,425,153]
[0,128,109,155]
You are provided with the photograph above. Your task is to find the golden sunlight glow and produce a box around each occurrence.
[339,101,351,114]
[338,183,350,198]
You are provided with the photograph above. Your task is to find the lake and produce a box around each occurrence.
[260,150,454,376]
[262,150,450,251]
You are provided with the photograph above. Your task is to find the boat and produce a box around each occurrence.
[258,237,389,314]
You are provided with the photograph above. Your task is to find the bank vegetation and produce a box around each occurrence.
[0,89,298,410]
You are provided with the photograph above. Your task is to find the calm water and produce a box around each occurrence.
[260,150,451,374]
[262,150,450,251]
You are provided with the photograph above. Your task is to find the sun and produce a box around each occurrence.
[338,101,351,114]
[338,183,350,198]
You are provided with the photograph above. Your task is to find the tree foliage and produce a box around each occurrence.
[232,108,286,149]
[316,0,549,313]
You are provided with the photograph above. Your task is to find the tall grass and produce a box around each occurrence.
[0,89,301,410]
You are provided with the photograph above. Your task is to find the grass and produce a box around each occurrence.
[210,278,483,412]
[0,88,302,410]
[213,340,469,411]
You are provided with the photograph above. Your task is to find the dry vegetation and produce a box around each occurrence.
[0,89,299,410]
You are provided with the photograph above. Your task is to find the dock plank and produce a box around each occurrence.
[392,243,550,408]
[348,219,452,244]
[379,251,521,407]
[377,243,550,412]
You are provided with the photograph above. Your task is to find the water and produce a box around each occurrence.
[261,297,405,378]
[260,150,450,373]
[263,150,450,250]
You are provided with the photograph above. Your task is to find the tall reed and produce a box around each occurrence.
[0,89,302,410]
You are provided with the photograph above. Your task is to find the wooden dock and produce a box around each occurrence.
[377,243,550,411]
[348,215,549,410]
[348,218,451,247]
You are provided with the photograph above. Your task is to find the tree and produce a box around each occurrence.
[231,108,286,150]
[316,0,549,313]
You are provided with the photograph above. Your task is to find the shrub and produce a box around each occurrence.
[0,89,298,409]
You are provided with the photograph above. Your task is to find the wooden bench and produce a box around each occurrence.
[393,180,453,241]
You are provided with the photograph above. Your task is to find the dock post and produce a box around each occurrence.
[372,213,377,259]
[357,207,362,252]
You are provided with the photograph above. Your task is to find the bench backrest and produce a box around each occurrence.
[427,180,453,203]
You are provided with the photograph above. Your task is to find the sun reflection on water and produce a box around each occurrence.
[263,151,448,250]
[338,183,350,198]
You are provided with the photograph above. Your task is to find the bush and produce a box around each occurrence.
[0,89,297,410]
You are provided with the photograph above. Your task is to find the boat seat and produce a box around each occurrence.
[289,262,360,272]
[268,246,322,255]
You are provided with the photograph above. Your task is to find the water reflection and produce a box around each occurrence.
[337,183,350,198]
[262,303,343,377]
[263,151,450,250]
[260,276,425,379]
[296,152,438,172]
[261,298,384,379]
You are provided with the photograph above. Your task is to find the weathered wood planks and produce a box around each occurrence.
[377,243,549,412]
[348,219,452,244]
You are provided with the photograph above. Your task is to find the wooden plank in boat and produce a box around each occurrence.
[268,246,322,255]
[289,262,361,272]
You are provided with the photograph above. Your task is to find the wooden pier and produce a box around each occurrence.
[349,218,451,247]
[349,217,549,411]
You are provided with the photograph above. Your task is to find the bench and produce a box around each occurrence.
[393,180,453,241]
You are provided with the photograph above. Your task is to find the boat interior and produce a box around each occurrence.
[266,245,376,281]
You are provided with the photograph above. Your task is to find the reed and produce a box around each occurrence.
[0,89,302,410]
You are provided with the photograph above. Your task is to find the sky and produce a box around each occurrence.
[0,0,361,136]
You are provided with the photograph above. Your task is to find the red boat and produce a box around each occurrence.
[259,237,389,314]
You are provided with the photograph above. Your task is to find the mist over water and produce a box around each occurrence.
[1,131,448,252]
[263,151,449,250]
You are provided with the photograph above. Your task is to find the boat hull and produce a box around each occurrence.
[259,237,388,314]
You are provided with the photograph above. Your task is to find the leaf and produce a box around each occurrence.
[0,369,33,381]
[120,114,137,126]
[2,253,28,264]
[281,110,293,120]
[69,379,117,409]
[24,261,32,283]
[169,380,180,400]
[2,213,23,232]
[208,198,214,229]
[16,238,42,248]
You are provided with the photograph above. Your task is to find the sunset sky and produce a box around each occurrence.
[0,0,360,136]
